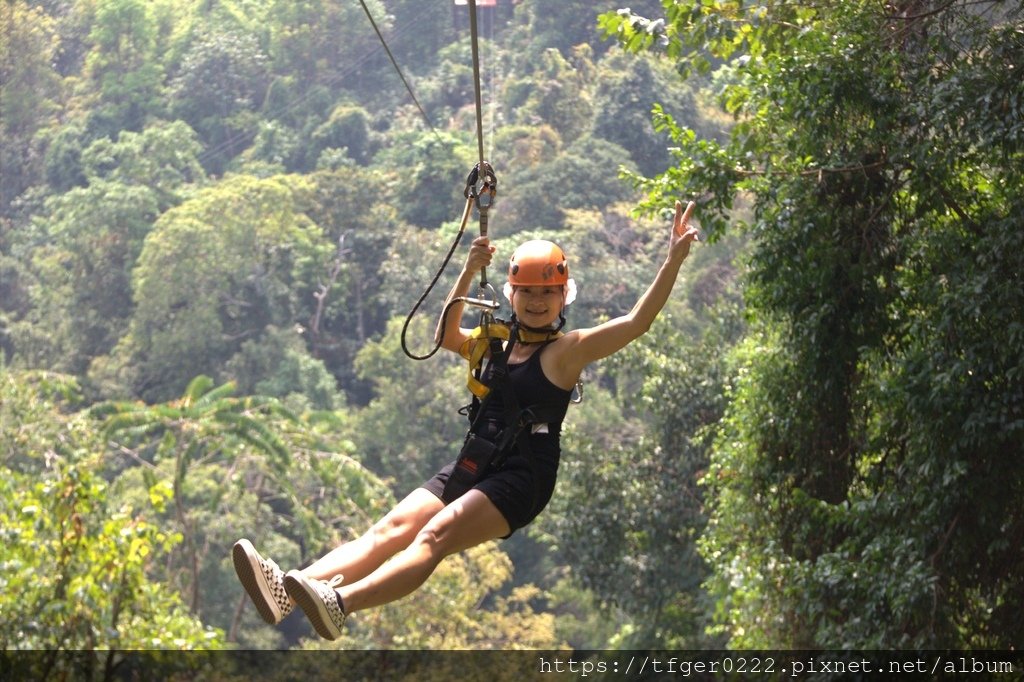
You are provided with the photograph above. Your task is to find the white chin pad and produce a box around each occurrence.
[504,279,577,306]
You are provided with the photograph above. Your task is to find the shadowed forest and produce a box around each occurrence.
[1,0,1022,657]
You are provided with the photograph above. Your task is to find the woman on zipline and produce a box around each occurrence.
[233,200,701,640]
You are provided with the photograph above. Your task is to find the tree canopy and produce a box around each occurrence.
[1,0,1020,660]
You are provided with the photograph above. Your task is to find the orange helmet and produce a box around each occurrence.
[507,240,569,286]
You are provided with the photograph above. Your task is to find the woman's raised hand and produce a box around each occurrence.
[669,200,700,262]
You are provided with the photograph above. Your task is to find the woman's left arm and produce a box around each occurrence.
[549,201,701,384]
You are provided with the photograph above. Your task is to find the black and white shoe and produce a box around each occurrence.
[284,570,347,640]
[232,539,293,625]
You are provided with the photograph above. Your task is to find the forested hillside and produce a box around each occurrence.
[2,0,1021,658]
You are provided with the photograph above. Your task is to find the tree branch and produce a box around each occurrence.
[309,233,350,353]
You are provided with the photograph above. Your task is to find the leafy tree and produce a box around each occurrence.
[502,46,593,140]
[266,0,388,93]
[0,2,63,213]
[97,375,394,645]
[497,136,639,232]
[309,103,375,167]
[350,315,470,494]
[388,0,461,77]
[373,130,476,230]
[11,181,159,374]
[79,119,205,211]
[491,123,562,177]
[168,28,271,173]
[112,173,329,402]
[302,167,405,402]
[0,369,221,654]
[513,0,664,55]
[605,0,1024,648]
[8,122,203,375]
[224,325,343,411]
[84,0,166,136]
[592,51,701,177]
[416,40,480,125]
[42,122,91,194]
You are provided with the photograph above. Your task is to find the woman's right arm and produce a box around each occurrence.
[436,236,495,354]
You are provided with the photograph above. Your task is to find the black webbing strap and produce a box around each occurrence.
[445,322,565,505]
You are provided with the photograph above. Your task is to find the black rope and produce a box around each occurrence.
[400,197,474,361]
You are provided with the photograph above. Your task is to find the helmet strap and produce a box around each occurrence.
[509,313,565,342]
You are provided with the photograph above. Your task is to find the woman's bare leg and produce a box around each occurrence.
[301,488,444,584]
[337,489,511,614]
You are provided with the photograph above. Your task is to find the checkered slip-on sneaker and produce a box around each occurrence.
[232,539,293,625]
[284,570,347,640]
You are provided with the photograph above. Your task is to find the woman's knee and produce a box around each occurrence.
[370,491,442,547]
[408,491,510,559]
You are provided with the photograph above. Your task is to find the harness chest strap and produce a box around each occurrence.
[458,322,563,399]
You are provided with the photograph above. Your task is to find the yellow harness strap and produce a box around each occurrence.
[459,322,563,399]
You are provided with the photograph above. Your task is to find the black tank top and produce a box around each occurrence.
[478,342,574,457]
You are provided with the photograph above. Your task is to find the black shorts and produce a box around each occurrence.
[421,450,560,537]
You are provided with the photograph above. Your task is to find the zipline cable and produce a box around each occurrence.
[465,0,497,290]
[356,0,445,144]
[196,2,446,167]
[467,0,487,171]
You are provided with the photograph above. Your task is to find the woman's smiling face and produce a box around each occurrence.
[510,285,564,327]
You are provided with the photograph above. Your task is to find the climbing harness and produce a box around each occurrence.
[443,320,570,502]
[459,319,563,399]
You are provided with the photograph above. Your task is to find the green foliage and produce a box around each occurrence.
[84,0,167,136]
[116,173,328,401]
[79,119,205,210]
[373,130,475,229]
[498,136,639,232]
[608,0,1024,649]
[515,0,664,55]
[592,51,701,177]
[9,180,159,374]
[310,104,375,166]
[0,369,222,651]
[96,375,394,644]
[503,46,593,139]
[0,2,62,210]
[304,166,407,402]
[224,325,343,411]
[168,27,270,173]
[351,316,469,493]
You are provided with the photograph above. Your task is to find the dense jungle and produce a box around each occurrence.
[1,0,1022,659]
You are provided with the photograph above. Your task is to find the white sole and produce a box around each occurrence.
[284,572,343,640]
[232,539,284,625]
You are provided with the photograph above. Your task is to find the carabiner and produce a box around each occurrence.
[465,161,497,210]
